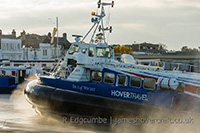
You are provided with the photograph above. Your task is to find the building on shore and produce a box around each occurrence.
[0,29,71,68]
[18,31,71,60]
[0,29,23,60]
[42,32,71,58]
[133,51,200,72]
[0,29,71,60]
[0,38,22,60]
[131,42,167,54]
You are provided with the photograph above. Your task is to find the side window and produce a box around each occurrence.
[68,45,79,55]
[59,67,66,78]
[144,78,155,90]
[105,48,111,58]
[130,76,141,88]
[82,48,87,54]
[5,71,12,76]
[91,71,102,82]
[96,48,103,57]
[96,47,111,58]
[117,75,127,86]
[0,71,2,76]
[104,73,115,84]
[89,47,94,57]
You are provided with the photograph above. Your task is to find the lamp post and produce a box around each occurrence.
[56,17,58,59]
[48,17,59,59]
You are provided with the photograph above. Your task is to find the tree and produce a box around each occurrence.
[113,45,120,54]
[181,46,188,51]
[113,45,133,55]
[192,48,198,52]
[159,43,167,50]
[181,46,199,52]
[95,33,103,43]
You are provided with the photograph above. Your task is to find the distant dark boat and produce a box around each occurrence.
[0,66,27,93]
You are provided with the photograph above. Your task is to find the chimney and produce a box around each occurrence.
[48,32,51,38]
[23,30,26,35]
[12,29,16,38]
[0,29,2,36]
[63,33,67,40]
[21,30,26,36]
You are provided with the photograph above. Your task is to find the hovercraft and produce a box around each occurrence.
[25,0,200,117]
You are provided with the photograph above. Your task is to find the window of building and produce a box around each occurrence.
[130,76,141,88]
[104,73,115,84]
[2,44,5,50]
[197,88,200,95]
[18,44,20,50]
[91,71,102,82]
[11,44,14,50]
[42,64,46,67]
[117,75,127,86]
[43,49,47,56]
[143,78,155,90]
[5,71,12,76]
[14,64,23,67]
[89,47,94,57]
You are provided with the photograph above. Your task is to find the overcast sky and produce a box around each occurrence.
[0,0,200,50]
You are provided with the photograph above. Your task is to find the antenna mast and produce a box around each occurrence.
[81,0,114,44]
